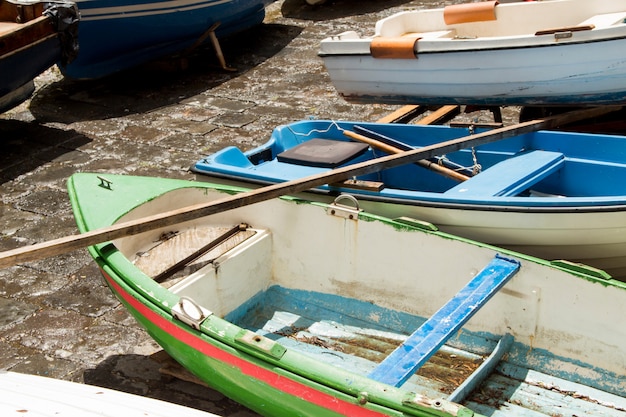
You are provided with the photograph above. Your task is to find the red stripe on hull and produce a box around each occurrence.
[102,271,392,417]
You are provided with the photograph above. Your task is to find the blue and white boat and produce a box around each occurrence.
[62,0,276,79]
[0,0,78,113]
[192,119,626,280]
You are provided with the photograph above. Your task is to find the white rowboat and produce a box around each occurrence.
[319,0,626,106]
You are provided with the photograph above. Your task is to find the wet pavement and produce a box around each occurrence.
[0,0,514,415]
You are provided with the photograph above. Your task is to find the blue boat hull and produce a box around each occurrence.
[63,0,275,79]
[191,119,626,279]
[0,0,79,113]
[0,37,59,112]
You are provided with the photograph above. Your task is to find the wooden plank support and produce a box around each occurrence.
[151,350,208,387]
[376,105,426,124]
[417,105,460,125]
[368,255,520,388]
[332,179,384,191]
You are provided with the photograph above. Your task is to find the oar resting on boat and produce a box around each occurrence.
[0,106,618,269]
[191,106,626,279]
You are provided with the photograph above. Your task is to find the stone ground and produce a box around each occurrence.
[0,0,516,415]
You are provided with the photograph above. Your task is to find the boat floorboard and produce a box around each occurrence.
[234,292,626,417]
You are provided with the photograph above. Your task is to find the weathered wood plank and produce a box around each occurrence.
[0,106,619,268]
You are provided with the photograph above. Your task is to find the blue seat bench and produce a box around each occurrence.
[444,150,564,197]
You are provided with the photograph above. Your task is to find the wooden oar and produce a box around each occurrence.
[343,129,471,182]
[353,103,469,181]
[352,124,475,177]
[0,106,619,268]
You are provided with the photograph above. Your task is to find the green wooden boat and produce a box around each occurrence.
[69,172,626,417]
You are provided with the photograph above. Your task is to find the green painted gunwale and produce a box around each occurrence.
[68,173,625,417]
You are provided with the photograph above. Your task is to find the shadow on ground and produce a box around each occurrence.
[0,120,91,184]
[83,353,257,416]
[29,23,302,124]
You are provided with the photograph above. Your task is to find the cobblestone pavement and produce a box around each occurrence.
[0,1,514,415]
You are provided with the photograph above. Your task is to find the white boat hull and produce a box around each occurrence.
[0,371,219,417]
[319,0,626,105]
[354,198,626,278]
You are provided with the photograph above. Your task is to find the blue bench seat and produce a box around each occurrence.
[444,150,564,197]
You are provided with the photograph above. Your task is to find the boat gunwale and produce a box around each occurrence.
[319,30,626,57]
[69,173,618,283]
[190,167,626,214]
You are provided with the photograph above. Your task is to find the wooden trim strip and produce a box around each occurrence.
[535,24,595,36]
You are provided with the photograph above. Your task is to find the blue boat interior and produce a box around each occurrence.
[443,150,564,197]
[193,120,626,205]
[225,283,625,416]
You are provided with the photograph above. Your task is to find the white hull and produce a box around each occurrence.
[319,0,626,105]
[355,198,626,278]
[195,174,624,279]
[0,371,219,417]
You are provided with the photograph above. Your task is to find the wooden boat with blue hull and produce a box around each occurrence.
[191,118,626,280]
[0,371,222,416]
[62,0,275,79]
[319,0,626,106]
[69,172,626,417]
[0,0,78,112]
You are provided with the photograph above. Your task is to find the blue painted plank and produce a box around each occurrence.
[368,254,520,388]
[444,150,564,197]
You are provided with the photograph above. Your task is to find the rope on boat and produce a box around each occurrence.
[287,120,481,176]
